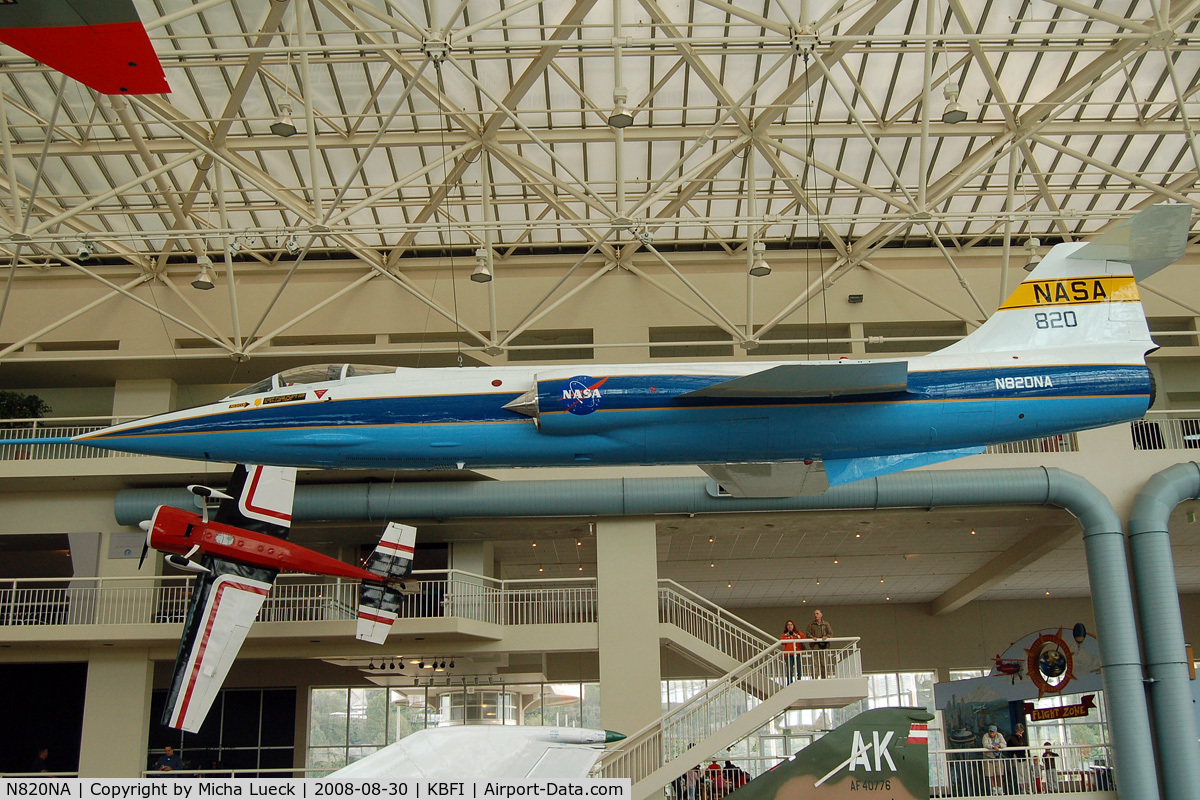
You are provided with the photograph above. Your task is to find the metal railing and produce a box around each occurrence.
[503,578,597,625]
[0,574,767,644]
[0,424,116,461]
[658,580,773,666]
[985,433,1078,454]
[595,638,862,787]
[1131,415,1200,451]
[930,743,1114,796]
[0,571,596,630]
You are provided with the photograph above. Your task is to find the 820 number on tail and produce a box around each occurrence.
[1035,311,1077,329]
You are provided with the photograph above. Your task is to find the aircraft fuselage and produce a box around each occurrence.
[75,347,1152,472]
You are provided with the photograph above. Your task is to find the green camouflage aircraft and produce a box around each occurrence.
[725,708,934,800]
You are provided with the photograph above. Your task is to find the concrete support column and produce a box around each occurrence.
[450,541,496,618]
[451,541,495,577]
[112,379,177,420]
[596,517,660,736]
[78,647,153,777]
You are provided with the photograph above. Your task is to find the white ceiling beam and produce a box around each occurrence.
[1030,134,1200,209]
[931,525,1078,615]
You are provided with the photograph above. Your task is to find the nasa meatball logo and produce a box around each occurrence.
[560,375,609,415]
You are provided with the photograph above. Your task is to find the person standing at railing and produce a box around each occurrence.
[982,725,1006,795]
[1004,722,1030,793]
[1040,743,1060,793]
[723,760,748,790]
[29,746,49,773]
[155,744,183,772]
[705,760,725,799]
[805,609,833,678]
[781,619,803,682]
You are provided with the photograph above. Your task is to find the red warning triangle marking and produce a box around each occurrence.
[315,389,328,399]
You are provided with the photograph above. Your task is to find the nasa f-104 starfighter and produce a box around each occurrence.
[141,464,416,732]
[50,204,1191,497]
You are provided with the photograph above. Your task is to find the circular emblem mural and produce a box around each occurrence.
[1026,628,1076,697]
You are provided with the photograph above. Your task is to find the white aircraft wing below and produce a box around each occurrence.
[163,565,273,732]
[330,726,621,782]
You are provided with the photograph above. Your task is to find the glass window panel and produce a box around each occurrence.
[223,749,258,772]
[582,683,601,729]
[307,747,347,772]
[261,689,297,747]
[259,748,294,772]
[221,689,262,748]
[390,689,428,742]
[348,688,388,746]
[309,689,349,747]
[347,746,381,765]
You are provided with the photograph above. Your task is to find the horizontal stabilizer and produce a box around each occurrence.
[365,522,417,579]
[357,585,404,644]
[824,446,985,486]
[1068,202,1191,280]
[356,522,418,644]
[702,461,829,497]
[681,361,907,399]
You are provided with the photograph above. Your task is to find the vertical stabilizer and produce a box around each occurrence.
[938,203,1189,358]
[724,707,933,800]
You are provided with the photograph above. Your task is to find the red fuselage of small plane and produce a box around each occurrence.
[147,504,384,583]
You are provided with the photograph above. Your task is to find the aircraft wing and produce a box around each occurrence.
[162,559,275,733]
[701,462,829,497]
[680,361,907,399]
[330,727,620,782]
[0,0,168,95]
[163,464,296,732]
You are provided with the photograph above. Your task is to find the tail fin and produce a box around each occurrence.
[356,522,417,644]
[206,464,297,539]
[939,202,1190,357]
[724,707,933,800]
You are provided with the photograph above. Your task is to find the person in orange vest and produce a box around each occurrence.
[781,619,804,682]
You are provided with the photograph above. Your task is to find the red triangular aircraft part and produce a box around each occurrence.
[0,0,169,95]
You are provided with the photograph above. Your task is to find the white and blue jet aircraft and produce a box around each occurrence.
[54,204,1190,496]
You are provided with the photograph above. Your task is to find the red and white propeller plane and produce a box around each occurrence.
[140,464,415,732]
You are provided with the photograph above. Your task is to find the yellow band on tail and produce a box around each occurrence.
[1000,275,1139,311]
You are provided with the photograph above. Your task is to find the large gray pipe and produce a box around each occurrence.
[1128,462,1200,800]
[116,467,1159,800]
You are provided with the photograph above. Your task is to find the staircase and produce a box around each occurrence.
[601,583,868,800]
[657,580,772,672]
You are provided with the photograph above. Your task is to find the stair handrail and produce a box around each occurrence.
[597,636,861,785]
[657,579,773,643]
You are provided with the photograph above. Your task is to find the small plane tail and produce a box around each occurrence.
[356,522,417,644]
[938,202,1190,357]
[723,707,933,800]
[207,464,297,539]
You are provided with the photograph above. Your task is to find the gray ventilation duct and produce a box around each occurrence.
[116,466,1160,800]
[1129,462,1200,800]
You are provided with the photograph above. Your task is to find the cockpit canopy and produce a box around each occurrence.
[224,364,396,399]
